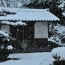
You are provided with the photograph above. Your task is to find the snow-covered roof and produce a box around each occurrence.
[0,8,60,21]
[1,21,26,26]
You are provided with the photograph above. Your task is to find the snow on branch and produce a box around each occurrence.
[48,23,65,45]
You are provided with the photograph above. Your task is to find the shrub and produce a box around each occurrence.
[51,47,65,65]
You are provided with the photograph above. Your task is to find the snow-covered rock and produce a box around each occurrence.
[51,47,65,61]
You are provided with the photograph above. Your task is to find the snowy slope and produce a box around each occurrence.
[0,52,53,65]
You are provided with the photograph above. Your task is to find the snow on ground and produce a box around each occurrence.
[0,52,53,65]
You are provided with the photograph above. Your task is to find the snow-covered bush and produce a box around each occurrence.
[48,23,65,45]
[51,47,65,61]
[51,47,65,65]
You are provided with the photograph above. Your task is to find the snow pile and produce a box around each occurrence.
[1,21,26,26]
[51,47,65,61]
[0,30,9,37]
